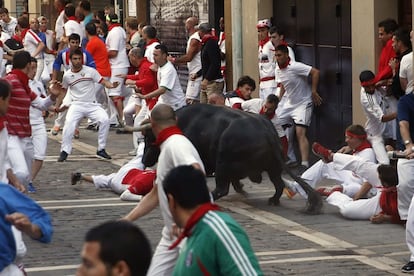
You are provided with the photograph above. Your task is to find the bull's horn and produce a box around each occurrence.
[123,123,152,132]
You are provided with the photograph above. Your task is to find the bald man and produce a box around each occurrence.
[123,104,204,275]
[169,17,202,104]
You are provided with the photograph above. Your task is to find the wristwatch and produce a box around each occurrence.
[404,140,411,145]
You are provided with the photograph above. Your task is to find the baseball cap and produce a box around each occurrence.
[256,19,271,29]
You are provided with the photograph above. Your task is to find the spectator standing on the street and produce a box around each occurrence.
[257,19,274,99]
[375,18,398,84]
[274,44,321,169]
[397,82,414,273]
[125,17,140,50]
[218,16,226,88]
[0,8,17,38]
[164,165,263,276]
[359,70,396,164]
[4,51,60,191]
[54,48,119,162]
[399,30,414,95]
[169,16,202,104]
[123,104,204,275]
[78,0,94,27]
[38,16,56,83]
[141,25,159,63]
[54,0,66,49]
[0,183,53,276]
[28,57,49,192]
[197,22,224,103]
[61,4,85,49]
[77,221,151,276]
[136,44,186,111]
[23,17,46,81]
[106,13,130,127]
[122,46,158,153]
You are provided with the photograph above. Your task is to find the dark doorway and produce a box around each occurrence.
[273,0,352,151]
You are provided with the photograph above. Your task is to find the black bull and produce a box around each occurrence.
[141,104,322,214]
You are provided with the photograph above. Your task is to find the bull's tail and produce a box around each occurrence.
[283,166,323,214]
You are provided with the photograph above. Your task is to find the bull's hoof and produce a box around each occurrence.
[232,181,245,194]
[268,196,280,206]
[212,189,228,200]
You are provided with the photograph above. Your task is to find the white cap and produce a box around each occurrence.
[257,19,271,29]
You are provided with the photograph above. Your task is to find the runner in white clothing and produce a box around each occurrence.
[123,104,204,275]
[53,48,119,162]
[359,70,396,164]
[274,44,321,169]
[137,44,186,111]
[142,25,160,63]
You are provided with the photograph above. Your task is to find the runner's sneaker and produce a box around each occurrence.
[57,151,68,162]
[283,188,296,199]
[71,172,82,185]
[51,126,60,135]
[120,189,143,201]
[312,142,333,163]
[402,261,414,273]
[27,182,36,193]
[96,149,112,160]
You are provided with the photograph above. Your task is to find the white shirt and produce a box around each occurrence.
[225,96,244,108]
[64,20,85,42]
[55,10,65,42]
[156,134,204,231]
[62,66,103,103]
[0,16,17,38]
[399,52,413,94]
[106,26,130,69]
[23,30,43,59]
[275,61,312,107]
[0,127,10,183]
[144,40,160,63]
[187,32,201,74]
[29,79,47,125]
[241,98,285,137]
[360,88,386,137]
[157,61,186,110]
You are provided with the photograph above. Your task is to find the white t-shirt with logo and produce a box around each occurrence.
[62,66,102,103]
[106,26,130,69]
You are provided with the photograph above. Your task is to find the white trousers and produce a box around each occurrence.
[61,103,109,154]
[92,144,145,194]
[147,226,180,276]
[31,123,47,160]
[0,128,9,183]
[397,159,414,220]
[133,101,149,150]
[326,191,382,220]
[123,95,141,126]
[0,264,24,276]
[405,193,414,261]
[7,135,33,185]
[367,134,389,165]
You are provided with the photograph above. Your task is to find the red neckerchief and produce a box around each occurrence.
[279,40,288,46]
[219,32,225,46]
[235,88,243,98]
[9,69,30,95]
[201,34,218,45]
[353,140,372,153]
[153,126,183,147]
[278,57,291,69]
[20,28,29,41]
[146,38,159,46]
[258,36,270,48]
[108,23,121,32]
[67,16,78,21]
[169,202,220,250]
[259,106,275,120]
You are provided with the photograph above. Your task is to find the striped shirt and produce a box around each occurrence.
[173,210,263,276]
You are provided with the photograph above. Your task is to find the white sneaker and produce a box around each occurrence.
[120,189,142,201]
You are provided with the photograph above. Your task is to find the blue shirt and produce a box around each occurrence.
[0,184,53,271]
[397,93,414,150]
[53,48,96,72]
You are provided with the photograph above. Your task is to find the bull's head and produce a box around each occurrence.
[141,127,160,167]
